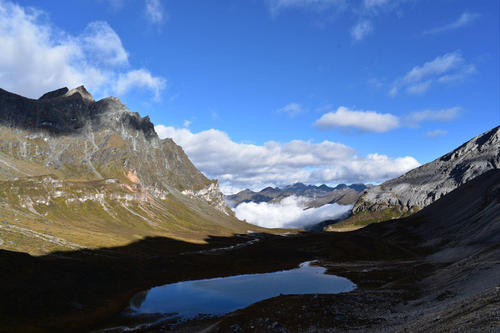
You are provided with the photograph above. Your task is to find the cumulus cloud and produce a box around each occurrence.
[233,196,352,229]
[115,69,166,100]
[309,153,419,183]
[145,0,165,24]
[315,106,400,133]
[0,0,165,99]
[390,51,475,96]
[81,21,129,66]
[351,20,373,41]
[155,125,420,193]
[277,103,307,117]
[405,107,460,127]
[424,12,480,35]
[425,129,447,138]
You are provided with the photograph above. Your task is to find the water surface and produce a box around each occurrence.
[129,261,356,319]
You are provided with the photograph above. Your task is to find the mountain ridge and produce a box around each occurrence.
[0,86,264,254]
[226,182,370,208]
[326,125,500,231]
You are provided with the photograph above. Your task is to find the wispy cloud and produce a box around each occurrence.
[269,0,347,15]
[145,0,166,25]
[0,0,165,100]
[277,103,307,117]
[268,0,407,41]
[315,106,400,133]
[351,20,373,41]
[424,12,480,35]
[155,125,419,192]
[390,51,475,96]
[405,107,460,127]
[425,129,448,138]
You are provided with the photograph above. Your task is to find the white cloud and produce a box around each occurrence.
[115,69,166,100]
[183,120,191,128]
[351,20,373,41]
[0,0,165,99]
[315,106,400,133]
[405,80,432,95]
[403,52,464,82]
[310,153,419,183]
[81,21,129,66]
[277,103,307,117]
[390,51,475,96]
[233,196,352,229]
[155,125,420,192]
[405,107,460,127]
[425,129,447,138]
[424,12,480,35]
[145,0,165,24]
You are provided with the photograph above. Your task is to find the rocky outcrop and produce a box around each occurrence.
[351,126,500,219]
[0,87,253,254]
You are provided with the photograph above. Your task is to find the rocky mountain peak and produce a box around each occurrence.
[38,86,95,102]
[0,86,156,139]
[65,85,95,102]
[38,87,69,100]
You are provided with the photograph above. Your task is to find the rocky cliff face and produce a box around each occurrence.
[0,87,256,254]
[330,126,500,230]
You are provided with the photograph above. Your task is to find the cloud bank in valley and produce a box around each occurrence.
[233,196,352,229]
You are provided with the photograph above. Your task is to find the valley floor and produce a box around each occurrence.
[2,170,500,333]
[0,230,498,333]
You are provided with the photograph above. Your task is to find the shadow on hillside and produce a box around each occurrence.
[0,229,418,333]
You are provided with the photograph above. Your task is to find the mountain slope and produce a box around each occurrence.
[327,126,500,231]
[0,87,263,254]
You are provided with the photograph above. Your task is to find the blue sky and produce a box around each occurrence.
[0,0,498,193]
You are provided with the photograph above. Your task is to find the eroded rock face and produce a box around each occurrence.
[0,87,244,254]
[353,126,500,216]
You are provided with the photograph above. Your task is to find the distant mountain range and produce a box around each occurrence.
[225,182,371,208]
[0,86,263,254]
[327,125,500,231]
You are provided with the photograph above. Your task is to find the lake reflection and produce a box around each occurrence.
[129,261,356,319]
